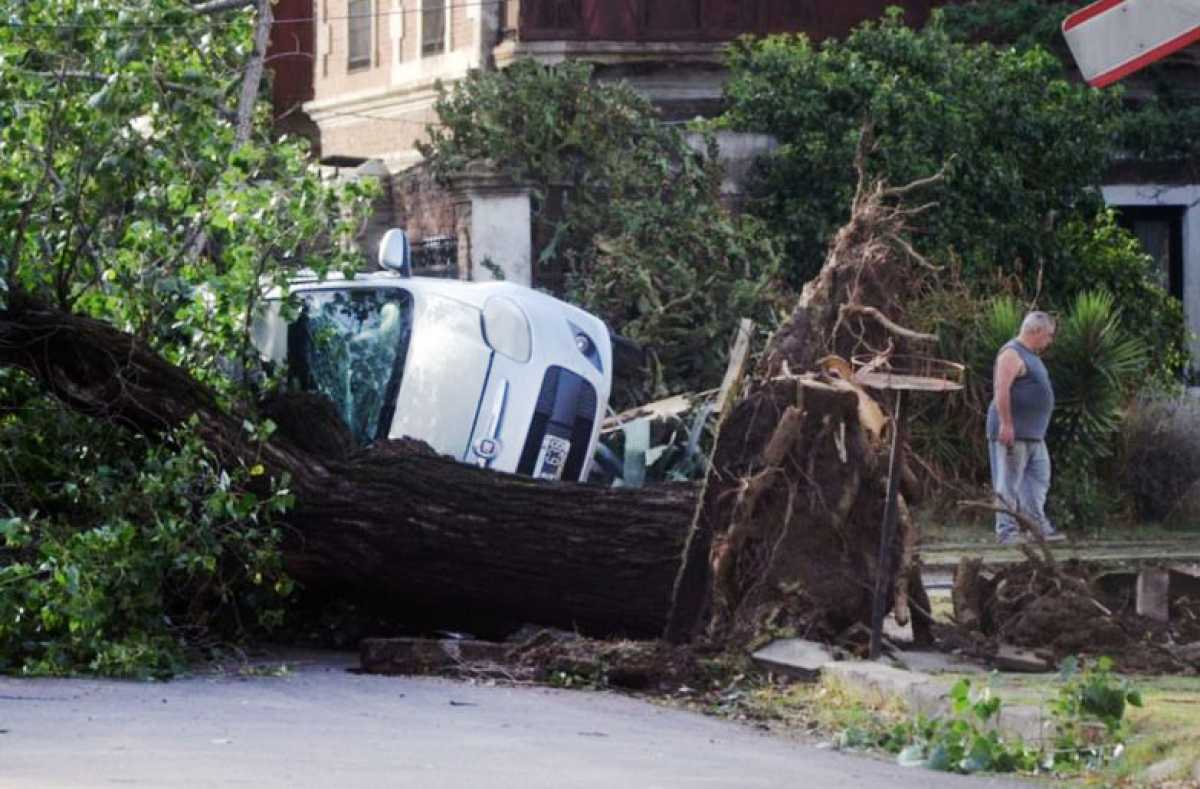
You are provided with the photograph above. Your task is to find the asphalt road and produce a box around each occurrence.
[0,651,1013,788]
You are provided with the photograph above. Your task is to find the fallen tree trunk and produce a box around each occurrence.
[2,148,942,647]
[0,299,694,637]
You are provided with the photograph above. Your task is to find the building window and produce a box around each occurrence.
[348,0,372,70]
[422,0,446,56]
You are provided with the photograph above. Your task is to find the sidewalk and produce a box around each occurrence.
[919,536,1200,588]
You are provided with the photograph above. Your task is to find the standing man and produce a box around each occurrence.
[986,311,1065,544]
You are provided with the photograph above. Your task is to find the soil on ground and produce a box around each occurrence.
[946,557,1200,674]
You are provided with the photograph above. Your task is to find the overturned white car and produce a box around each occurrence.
[251,231,612,482]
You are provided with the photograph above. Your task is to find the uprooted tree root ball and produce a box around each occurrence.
[668,143,947,648]
[950,557,1200,674]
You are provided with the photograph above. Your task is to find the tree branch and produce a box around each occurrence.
[838,303,938,344]
[235,0,274,145]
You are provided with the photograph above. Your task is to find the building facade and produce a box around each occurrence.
[301,0,937,168]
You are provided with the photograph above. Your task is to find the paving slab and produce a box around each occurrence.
[993,645,1054,674]
[1144,757,1185,785]
[893,650,987,675]
[751,638,834,680]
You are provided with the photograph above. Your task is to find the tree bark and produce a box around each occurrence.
[0,300,694,638]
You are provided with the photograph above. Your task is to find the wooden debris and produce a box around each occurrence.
[714,318,755,415]
[361,637,513,676]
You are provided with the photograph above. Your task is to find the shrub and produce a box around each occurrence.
[421,59,788,403]
[720,10,1118,290]
[1118,393,1200,522]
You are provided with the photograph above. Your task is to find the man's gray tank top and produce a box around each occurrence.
[986,339,1054,441]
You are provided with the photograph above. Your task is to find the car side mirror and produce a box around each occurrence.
[378,228,412,277]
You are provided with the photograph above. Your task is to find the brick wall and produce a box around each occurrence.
[392,163,457,242]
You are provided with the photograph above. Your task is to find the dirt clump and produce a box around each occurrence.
[950,558,1200,674]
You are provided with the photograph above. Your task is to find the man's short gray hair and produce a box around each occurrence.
[1020,311,1055,335]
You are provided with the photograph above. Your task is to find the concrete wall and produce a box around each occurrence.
[684,130,778,203]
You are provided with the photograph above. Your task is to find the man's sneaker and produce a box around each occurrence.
[1041,531,1067,543]
[997,532,1027,546]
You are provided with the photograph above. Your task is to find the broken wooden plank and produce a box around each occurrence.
[713,318,754,415]
[600,391,713,434]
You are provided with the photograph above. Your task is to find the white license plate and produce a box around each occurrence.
[534,434,571,481]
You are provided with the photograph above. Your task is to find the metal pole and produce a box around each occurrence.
[869,389,904,660]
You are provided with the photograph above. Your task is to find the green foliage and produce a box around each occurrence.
[1051,656,1142,769]
[1118,394,1200,522]
[0,378,293,677]
[883,678,1041,774]
[1048,291,1146,462]
[0,1,372,673]
[420,59,787,402]
[720,11,1118,290]
[0,0,373,384]
[938,1,1200,171]
[1051,212,1187,383]
[853,664,1142,776]
[937,1,1076,52]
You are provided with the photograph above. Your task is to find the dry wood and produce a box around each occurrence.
[838,303,938,344]
[714,318,755,415]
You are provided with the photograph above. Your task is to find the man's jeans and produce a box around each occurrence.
[988,439,1054,542]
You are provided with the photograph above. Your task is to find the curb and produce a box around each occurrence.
[819,660,1054,747]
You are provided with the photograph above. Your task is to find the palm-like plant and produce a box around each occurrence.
[1046,291,1146,462]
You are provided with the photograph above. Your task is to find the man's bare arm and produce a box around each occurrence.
[993,348,1025,447]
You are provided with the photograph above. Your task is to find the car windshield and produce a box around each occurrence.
[286,288,413,446]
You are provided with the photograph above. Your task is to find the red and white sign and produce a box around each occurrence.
[1063,0,1200,87]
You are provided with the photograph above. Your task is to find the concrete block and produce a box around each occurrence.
[751,639,834,681]
[1144,757,1183,785]
[994,644,1053,673]
[824,659,1053,746]
[987,703,1052,747]
[1137,567,1171,623]
[895,650,986,675]
[822,661,948,716]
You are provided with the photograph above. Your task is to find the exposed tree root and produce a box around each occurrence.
[667,137,949,647]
